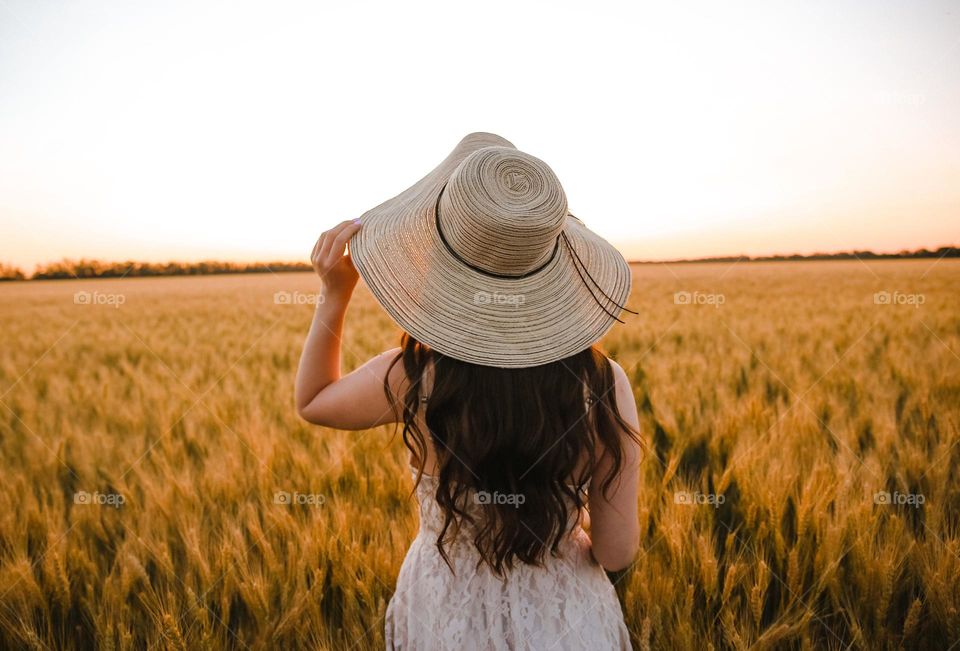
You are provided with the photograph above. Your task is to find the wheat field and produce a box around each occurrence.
[0,260,958,650]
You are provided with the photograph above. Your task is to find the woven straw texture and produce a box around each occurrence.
[349,132,631,368]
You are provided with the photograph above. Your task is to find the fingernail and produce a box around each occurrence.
[353,218,361,224]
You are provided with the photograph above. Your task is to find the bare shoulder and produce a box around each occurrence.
[371,346,409,395]
[605,356,640,428]
[607,357,629,383]
[606,357,633,400]
[375,346,403,361]
[370,346,403,374]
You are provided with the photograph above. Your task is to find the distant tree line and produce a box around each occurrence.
[642,246,958,265]
[0,259,313,281]
[0,246,955,281]
[0,263,26,281]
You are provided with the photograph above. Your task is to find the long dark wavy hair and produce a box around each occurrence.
[384,333,641,577]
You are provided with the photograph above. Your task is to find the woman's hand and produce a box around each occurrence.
[296,218,367,421]
[311,219,362,299]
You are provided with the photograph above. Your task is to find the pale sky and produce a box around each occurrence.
[1,0,958,271]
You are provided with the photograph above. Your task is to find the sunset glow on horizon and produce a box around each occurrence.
[1,0,958,272]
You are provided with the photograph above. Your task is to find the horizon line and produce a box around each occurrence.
[2,244,956,281]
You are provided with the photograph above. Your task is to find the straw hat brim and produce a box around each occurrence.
[349,132,632,368]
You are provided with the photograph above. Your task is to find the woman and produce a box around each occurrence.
[295,133,642,650]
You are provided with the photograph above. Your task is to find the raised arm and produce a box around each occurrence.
[295,219,407,429]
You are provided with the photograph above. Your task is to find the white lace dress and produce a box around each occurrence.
[385,468,632,650]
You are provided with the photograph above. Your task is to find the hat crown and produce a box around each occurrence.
[438,147,568,276]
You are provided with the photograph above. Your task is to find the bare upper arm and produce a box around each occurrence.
[588,358,642,571]
[296,347,410,430]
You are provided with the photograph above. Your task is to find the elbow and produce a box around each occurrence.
[592,529,640,572]
[294,390,311,421]
[296,389,333,425]
[594,547,639,573]
[296,399,323,425]
[296,405,314,424]
[298,409,334,428]
[296,399,347,429]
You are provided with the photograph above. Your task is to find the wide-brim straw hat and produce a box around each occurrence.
[349,132,633,368]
